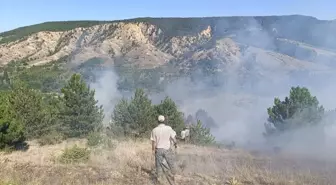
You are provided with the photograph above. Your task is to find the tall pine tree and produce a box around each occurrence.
[59,74,104,138]
[128,88,156,136]
[0,90,25,149]
[8,81,48,139]
[154,96,185,133]
[112,88,156,137]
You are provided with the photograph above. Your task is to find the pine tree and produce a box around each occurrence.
[8,81,48,139]
[111,98,132,136]
[127,88,156,136]
[190,120,215,145]
[266,86,324,135]
[154,96,185,133]
[0,91,25,149]
[112,88,156,137]
[59,74,104,138]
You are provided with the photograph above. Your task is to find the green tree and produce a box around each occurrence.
[111,98,132,136]
[266,86,324,135]
[8,81,49,139]
[59,74,104,138]
[190,120,215,145]
[154,96,185,133]
[39,94,64,137]
[111,88,156,137]
[0,91,25,149]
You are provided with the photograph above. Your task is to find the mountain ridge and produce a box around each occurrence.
[1,15,336,78]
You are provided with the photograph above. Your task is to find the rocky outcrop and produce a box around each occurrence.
[0,16,335,73]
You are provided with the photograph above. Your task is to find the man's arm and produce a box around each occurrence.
[170,130,177,148]
[152,140,156,152]
[150,130,156,153]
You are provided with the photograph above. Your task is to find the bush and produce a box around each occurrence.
[265,86,324,136]
[103,137,117,149]
[0,119,25,150]
[225,177,241,185]
[37,131,65,146]
[58,145,90,164]
[87,132,103,147]
[190,120,215,145]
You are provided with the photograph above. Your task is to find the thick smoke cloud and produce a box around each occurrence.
[90,16,336,160]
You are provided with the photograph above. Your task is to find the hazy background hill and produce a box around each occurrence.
[1,15,336,94]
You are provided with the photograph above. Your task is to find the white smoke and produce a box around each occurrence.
[90,68,121,125]
[89,15,336,160]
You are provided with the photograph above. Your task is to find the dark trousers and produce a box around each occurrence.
[155,148,176,177]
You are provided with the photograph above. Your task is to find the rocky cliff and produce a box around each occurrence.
[1,15,336,76]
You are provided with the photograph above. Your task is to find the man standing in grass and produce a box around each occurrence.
[151,115,177,182]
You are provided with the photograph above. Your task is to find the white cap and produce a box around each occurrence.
[158,115,165,123]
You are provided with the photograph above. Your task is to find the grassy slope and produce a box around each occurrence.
[1,139,335,185]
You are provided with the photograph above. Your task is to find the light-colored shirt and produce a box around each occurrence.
[150,124,176,150]
[181,129,190,139]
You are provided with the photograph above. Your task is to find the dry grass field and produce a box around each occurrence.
[0,138,335,185]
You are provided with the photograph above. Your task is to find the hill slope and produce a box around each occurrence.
[1,139,336,185]
[1,15,336,74]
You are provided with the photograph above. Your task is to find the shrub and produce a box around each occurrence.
[58,145,90,164]
[190,120,215,145]
[87,131,103,147]
[0,119,25,151]
[37,131,65,146]
[103,137,117,149]
[225,177,241,185]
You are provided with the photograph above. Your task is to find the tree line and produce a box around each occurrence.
[0,62,331,151]
[0,73,215,150]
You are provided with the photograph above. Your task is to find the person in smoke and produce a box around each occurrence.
[180,125,190,143]
[150,115,177,182]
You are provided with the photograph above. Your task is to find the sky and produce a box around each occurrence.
[1,0,335,32]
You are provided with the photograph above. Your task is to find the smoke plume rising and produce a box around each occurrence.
[90,15,336,160]
[90,68,122,125]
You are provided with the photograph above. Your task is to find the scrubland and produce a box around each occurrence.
[0,138,335,185]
